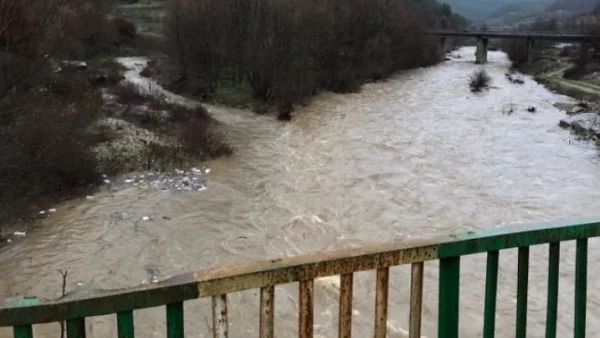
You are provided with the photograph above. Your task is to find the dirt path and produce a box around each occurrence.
[536,62,600,99]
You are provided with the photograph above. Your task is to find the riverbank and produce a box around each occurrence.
[0,56,231,237]
[512,45,600,143]
[97,57,232,174]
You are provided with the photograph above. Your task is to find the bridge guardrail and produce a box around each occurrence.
[2,217,599,338]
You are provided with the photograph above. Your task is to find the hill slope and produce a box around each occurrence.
[544,0,598,14]
[444,0,552,21]
[485,1,550,27]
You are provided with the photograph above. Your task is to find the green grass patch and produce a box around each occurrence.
[112,2,166,36]
[213,81,258,109]
[537,75,600,102]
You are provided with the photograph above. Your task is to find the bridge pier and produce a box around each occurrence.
[527,38,535,64]
[579,41,590,66]
[476,38,488,64]
[439,37,447,61]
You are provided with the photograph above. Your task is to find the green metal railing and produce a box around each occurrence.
[1,217,599,337]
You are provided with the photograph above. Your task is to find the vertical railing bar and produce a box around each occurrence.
[260,286,275,338]
[574,238,588,338]
[66,318,86,338]
[12,325,33,338]
[546,242,560,338]
[166,301,184,338]
[212,295,228,338]
[483,250,499,338]
[299,279,314,338]
[374,267,390,338]
[516,246,530,338]
[117,310,135,338]
[409,262,424,338]
[339,273,353,338]
[438,256,460,338]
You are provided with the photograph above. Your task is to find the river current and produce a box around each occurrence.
[2,47,600,337]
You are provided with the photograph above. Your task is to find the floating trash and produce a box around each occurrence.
[48,208,57,213]
[205,168,211,174]
[14,232,26,236]
[6,239,12,243]
[118,167,209,193]
[142,216,151,221]
[77,282,83,287]
[39,210,46,215]
[103,179,111,184]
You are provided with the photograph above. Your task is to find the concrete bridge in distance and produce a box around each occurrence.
[431,30,600,65]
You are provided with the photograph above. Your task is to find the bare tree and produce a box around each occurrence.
[165,0,446,118]
[0,0,107,220]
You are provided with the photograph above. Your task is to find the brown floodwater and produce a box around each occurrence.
[2,47,600,337]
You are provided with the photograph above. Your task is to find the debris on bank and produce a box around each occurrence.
[108,167,211,193]
[505,72,525,85]
[502,103,539,115]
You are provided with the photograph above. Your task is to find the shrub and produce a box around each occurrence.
[564,66,587,80]
[133,34,164,55]
[170,105,212,124]
[0,73,102,220]
[564,64,600,80]
[59,1,120,59]
[470,69,491,92]
[111,18,138,42]
[179,119,233,159]
[109,88,233,163]
[0,0,111,220]
[140,66,153,78]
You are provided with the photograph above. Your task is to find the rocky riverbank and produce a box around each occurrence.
[557,102,600,142]
[505,45,600,145]
[92,57,231,175]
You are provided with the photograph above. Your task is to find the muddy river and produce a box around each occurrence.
[2,47,600,337]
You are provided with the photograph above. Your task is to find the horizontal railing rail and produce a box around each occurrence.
[2,217,600,337]
[429,30,600,41]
